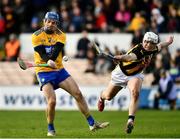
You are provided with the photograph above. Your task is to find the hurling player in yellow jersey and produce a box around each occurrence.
[32,12,109,136]
[97,32,174,134]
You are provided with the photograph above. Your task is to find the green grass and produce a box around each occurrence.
[0,110,180,138]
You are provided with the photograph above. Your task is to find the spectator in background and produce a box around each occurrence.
[160,47,171,70]
[25,16,41,32]
[95,10,108,32]
[94,0,107,32]
[70,4,84,32]
[0,12,6,61]
[137,0,151,21]
[60,9,70,32]
[84,46,97,73]
[75,30,90,58]
[13,0,27,33]
[84,10,96,32]
[84,38,99,73]
[0,12,6,35]
[149,19,158,33]
[1,0,18,34]
[151,8,165,33]
[131,29,143,48]
[174,48,180,68]
[150,0,162,10]
[5,33,20,61]
[154,69,177,110]
[31,16,41,32]
[0,37,6,61]
[126,11,146,33]
[94,0,103,17]
[167,5,180,32]
[126,0,137,19]
[95,46,113,74]
[103,0,116,27]
[169,60,180,83]
[152,53,163,85]
[114,1,131,32]
[169,49,180,83]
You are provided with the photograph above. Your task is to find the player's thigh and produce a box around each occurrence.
[59,76,81,97]
[42,83,56,101]
[127,77,142,94]
[103,82,122,99]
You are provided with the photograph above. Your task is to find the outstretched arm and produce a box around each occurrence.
[114,53,137,62]
[157,36,174,51]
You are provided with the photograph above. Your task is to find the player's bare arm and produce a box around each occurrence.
[157,36,174,51]
[114,53,137,62]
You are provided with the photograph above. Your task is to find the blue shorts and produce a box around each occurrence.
[37,68,70,91]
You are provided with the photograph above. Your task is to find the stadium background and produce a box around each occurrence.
[0,0,180,138]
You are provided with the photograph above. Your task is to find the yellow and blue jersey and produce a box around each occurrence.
[119,44,158,76]
[32,28,66,73]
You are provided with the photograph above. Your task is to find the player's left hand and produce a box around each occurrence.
[166,36,174,45]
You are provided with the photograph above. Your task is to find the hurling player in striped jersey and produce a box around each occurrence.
[98,32,174,134]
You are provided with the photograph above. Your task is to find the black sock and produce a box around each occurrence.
[128,115,135,121]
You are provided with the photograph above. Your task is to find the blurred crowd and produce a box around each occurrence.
[0,0,180,36]
[0,0,179,85]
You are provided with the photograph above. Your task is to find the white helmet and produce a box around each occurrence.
[143,32,159,44]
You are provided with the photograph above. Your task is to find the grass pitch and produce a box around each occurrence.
[0,110,180,138]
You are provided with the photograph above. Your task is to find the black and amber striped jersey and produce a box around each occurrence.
[32,28,66,73]
[118,43,158,76]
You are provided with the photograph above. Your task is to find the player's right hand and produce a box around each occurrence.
[112,56,120,64]
[47,59,56,68]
